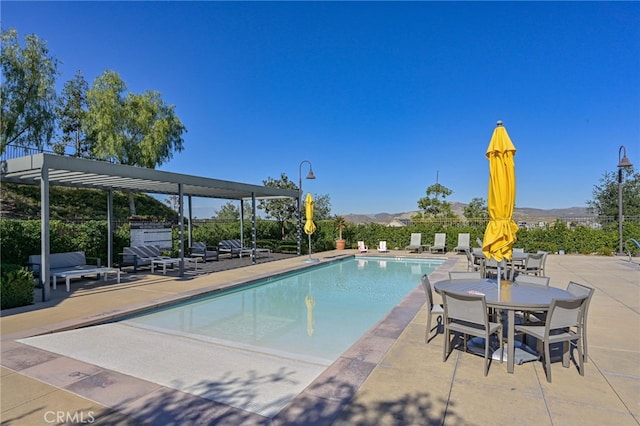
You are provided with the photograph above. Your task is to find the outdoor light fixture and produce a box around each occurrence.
[617,145,633,255]
[298,160,316,256]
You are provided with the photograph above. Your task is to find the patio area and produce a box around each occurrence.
[1,251,638,425]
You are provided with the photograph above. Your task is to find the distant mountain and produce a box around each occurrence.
[343,202,593,225]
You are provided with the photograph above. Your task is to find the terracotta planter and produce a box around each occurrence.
[335,239,346,250]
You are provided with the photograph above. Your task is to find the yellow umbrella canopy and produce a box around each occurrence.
[482,121,519,262]
[304,193,316,235]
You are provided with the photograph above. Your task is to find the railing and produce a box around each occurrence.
[624,238,640,262]
[0,144,53,161]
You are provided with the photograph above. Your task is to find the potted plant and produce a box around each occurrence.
[335,216,347,250]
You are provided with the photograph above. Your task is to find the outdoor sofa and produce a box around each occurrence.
[28,251,104,286]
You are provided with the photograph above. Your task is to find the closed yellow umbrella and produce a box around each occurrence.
[482,121,519,265]
[303,193,317,262]
[304,193,316,235]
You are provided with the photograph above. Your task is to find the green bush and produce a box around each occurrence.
[1,265,35,309]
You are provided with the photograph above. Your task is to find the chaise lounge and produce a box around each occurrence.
[218,239,271,259]
[405,233,426,253]
[189,242,219,262]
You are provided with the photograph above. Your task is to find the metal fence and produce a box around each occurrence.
[0,144,49,161]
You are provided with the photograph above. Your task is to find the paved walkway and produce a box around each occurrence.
[1,252,638,425]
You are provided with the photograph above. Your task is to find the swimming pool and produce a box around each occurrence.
[20,256,445,418]
[122,256,444,364]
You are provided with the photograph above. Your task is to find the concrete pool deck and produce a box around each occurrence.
[1,251,639,425]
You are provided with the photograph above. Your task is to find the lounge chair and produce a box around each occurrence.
[428,233,447,253]
[357,241,368,253]
[453,233,470,253]
[218,239,271,258]
[405,233,426,253]
[189,242,219,262]
[377,241,389,253]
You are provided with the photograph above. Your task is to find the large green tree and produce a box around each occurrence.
[587,167,640,220]
[0,29,59,154]
[258,173,332,239]
[417,182,456,218]
[312,193,332,220]
[84,70,187,214]
[463,197,489,220]
[259,173,298,240]
[52,70,90,157]
[215,201,241,222]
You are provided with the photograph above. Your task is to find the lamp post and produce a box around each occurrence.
[617,145,633,255]
[298,160,316,256]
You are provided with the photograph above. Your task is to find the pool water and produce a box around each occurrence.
[123,256,443,364]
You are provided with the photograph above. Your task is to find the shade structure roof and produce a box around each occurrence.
[0,154,299,201]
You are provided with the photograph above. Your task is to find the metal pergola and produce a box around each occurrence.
[0,154,299,301]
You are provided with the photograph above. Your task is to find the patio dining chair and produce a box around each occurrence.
[513,274,551,323]
[441,289,503,376]
[448,271,482,280]
[566,282,595,363]
[521,252,545,276]
[421,275,444,344]
[536,250,549,276]
[464,249,482,273]
[515,295,589,383]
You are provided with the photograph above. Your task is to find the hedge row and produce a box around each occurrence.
[1,218,638,267]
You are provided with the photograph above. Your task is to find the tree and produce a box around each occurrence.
[417,182,456,218]
[463,197,489,220]
[1,29,59,154]
[587,167,640,220]
[259,173,298,240]
[84,70,187,214]
[215,201,241,222]
[52,70,90,157]
[164,194,181,212]
[312,193,332,220]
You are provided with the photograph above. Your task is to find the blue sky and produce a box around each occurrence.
[3,1,639,218]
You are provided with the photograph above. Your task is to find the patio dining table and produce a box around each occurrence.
[433,278,577,373]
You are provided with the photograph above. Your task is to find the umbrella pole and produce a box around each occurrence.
[497,265,501,300]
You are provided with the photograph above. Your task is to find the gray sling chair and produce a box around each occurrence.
[566,282,595,363]
[523,281,595,364]
[464,249,482,273]
[441,289,503,376]
[421,275,444,344]
[515,295,589,383]
[448,271,482,280]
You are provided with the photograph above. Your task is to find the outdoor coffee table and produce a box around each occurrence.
[184,257,199,271]
[434,278,576,373]
[52,267,121,292]
[150,258,181,275]
[238,248,271,258]
[151,258,200,274]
